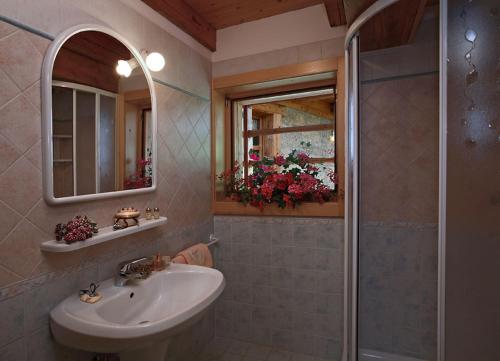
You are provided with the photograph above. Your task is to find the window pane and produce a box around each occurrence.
[252,96,335,130]
[268,130,335,158]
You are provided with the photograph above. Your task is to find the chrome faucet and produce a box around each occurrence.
[114,257,152,287]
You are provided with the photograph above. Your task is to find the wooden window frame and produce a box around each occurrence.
[211,58,345,217]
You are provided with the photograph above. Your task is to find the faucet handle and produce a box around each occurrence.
[118,257,152,278]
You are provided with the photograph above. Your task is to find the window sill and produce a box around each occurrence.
[213,200,343,217]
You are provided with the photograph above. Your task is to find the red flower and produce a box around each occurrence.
[297,152,310,165]
[307,165,319,173]
[288,184,304,199]
[299,173,318,192]
[283,194,294,207]
[328,169,338,184]
[274,154,286,166]
[261,165,274,173]
[217,144,336,210]
[261,181,275,200]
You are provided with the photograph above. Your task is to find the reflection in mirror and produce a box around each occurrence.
[51,31,153,198]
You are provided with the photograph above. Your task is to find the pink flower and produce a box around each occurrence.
[138,158,151,166]
[288,184,304,199]
[274,154,286,166]
[307,165,319,173]
[261,165,274,172]
[328,170,338,184]
[299,173,318,192]
[297,152,310,165]
[283,194,294,207]
[261,182,274,200]
[249,153,260,161]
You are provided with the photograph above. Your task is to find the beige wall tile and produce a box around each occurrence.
[0,8,213,359]
[0,157,42,215]
[0,21,18,39]
[0,200,22,241]
[0,94,40,153]
[24,140,42,170]
[0,68,19,108]
[0,133,21,174]
[0,219,47,277]
[297,42,322,63]
[0,31,43,90]
[23,80,41,110]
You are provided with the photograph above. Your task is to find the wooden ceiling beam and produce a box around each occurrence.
[408,0,429,43]
[342,0,377,25]
[323,0,347,27]
[183,0,324,29]
[141,0,216,51]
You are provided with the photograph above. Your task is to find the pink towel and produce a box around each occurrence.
[172,243,213,268]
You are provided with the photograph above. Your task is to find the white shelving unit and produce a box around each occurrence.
[40,217,167,253]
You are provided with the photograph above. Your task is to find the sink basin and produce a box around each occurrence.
[50,264,225,360]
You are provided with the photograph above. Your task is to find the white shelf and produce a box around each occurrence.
[40,217,167,253]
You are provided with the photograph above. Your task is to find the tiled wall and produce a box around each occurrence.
[212,216,344,361]
[358,223,438,360]
[359,74,439,224]
[357,10,439,361]
[0,16,213,361]
[212,37,344,78]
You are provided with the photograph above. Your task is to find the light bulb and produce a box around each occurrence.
[146,52,165,72]
[116,60,132,77]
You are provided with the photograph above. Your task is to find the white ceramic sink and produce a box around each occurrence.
[50,264,225,361]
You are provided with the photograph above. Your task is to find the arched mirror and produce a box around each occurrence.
[42,25,157,205]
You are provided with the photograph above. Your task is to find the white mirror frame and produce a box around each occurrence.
[41,24,157,205]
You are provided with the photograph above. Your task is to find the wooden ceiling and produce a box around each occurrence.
[141,0,347,51]
[141,0,437,52]
[181,0,344,29]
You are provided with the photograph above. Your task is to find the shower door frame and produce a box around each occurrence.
[342,1,447,361]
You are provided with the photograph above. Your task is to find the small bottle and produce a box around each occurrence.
[153,252,165,271]
[145,207,152,220]
[153,207,160,219]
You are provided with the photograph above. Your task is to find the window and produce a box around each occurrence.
[233,89,336,189]
[211,58,345,217]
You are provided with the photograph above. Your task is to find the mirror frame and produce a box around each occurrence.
[41,25,157,205]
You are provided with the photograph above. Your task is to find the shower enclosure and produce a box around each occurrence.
[345,3,440,360]
[346,1,439,361]
[343,0,500,360]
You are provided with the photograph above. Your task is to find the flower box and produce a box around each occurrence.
[213,199,342,217]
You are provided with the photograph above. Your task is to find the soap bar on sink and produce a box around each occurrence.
[80,293,102,304]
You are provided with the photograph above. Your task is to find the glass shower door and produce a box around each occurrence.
[355,4,440,361]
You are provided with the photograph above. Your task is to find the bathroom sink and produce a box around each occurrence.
[50,264,225,361]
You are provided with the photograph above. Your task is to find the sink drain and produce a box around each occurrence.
[138,320,150,325]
